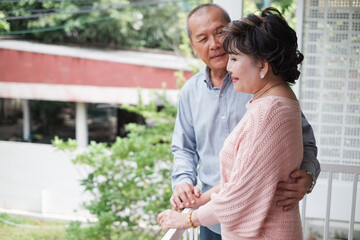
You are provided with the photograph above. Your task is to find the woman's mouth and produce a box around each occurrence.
[231,76,239,83]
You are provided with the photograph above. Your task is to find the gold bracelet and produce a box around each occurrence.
[188,210,197,229]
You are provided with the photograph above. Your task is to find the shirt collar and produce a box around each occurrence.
[204,66,212,89]
[204,66,232,90]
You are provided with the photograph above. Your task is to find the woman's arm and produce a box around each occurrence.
[187,184,221,209]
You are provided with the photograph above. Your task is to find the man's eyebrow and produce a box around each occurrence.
[194,33,206,39]
[215,25,225,31]
[194,25,225,39]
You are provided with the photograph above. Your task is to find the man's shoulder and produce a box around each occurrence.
[181,69,206,92]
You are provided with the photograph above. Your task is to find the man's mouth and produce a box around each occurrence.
[210,53,226,60]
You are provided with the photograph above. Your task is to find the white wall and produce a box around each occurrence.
[0,141,92,219]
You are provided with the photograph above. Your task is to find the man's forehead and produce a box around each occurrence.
[189,8,227,35]
[190,6,224,22]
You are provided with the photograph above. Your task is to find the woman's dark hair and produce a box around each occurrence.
[223,7,304,84]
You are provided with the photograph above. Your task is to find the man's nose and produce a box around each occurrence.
[209,36,221,49]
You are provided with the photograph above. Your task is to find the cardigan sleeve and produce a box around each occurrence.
[196,100,303,237]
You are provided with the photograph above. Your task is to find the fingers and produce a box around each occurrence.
[276,198,298,207]
[277,182,299,191]
[180,184,196,207]
[158,210,188,232]
[194,187,201,198]
[276,188,305,199]
[157,210,170,232]
[277,199,296,211]
[172,183,196,209]
[290,169,307,179]
[170,196,177,210]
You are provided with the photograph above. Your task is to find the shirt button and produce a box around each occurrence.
[221,115,226,120]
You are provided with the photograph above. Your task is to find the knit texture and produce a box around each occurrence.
[196,96,303,240]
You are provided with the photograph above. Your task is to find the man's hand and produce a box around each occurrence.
[276,169,312,211]
[170,183,201,210]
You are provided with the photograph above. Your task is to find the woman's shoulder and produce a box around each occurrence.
[249,95,299,109]
[247,96,301,124]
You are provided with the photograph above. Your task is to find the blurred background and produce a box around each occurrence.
[0,0,359,239]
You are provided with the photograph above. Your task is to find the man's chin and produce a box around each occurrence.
[208,61,227,71]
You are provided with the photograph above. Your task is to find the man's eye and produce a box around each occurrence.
[199,38,207,42]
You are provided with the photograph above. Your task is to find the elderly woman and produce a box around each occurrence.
[158,7,304,240]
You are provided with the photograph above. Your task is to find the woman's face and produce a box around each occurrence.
[226,52,262,94]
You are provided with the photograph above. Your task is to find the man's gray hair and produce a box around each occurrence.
[185,3,231,40]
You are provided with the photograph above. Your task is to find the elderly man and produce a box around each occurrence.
[170,4,320,239]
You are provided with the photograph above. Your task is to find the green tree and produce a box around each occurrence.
[0,0,205,51]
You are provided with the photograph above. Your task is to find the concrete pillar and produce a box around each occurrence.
[76,102,88,148]
[213,0,244,20]
[22,99,31,141]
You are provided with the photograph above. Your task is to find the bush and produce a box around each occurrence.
[53,93,176,240]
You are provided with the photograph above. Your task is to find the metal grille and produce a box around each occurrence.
[300,0,360,179]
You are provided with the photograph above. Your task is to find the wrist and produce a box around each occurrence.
[305,171,316,194]
[188,210,197,229]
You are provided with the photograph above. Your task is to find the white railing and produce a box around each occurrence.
[163,163,360,240]
[301,163,360,240]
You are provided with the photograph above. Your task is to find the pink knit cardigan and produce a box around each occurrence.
[196,96,303,240]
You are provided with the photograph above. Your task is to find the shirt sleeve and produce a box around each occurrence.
[171,87,199,190]
[300,112,321,179]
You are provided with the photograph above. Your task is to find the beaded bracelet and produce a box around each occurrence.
[188,210,197,229]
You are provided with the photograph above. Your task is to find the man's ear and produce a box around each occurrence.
[190,41,198,56]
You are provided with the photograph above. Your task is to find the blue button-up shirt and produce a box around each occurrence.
[172,67,251,193]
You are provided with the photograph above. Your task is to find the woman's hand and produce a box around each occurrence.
[157,209,189,232]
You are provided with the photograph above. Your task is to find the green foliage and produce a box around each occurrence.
[243,0,296,29]
[53,93,176,240]
[0,12,10,32]
[0,0,205,51]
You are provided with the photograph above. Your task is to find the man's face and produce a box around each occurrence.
[188,7,229,72]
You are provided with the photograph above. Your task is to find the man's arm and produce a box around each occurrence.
[171,90,200,210]
[299,112,320,178]
[276,112,320,210]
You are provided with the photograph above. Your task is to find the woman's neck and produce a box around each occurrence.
[253,80,286,101]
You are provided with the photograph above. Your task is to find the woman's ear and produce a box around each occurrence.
[259,61,269,79]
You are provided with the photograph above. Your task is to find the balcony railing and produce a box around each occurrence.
[162,163,360,240]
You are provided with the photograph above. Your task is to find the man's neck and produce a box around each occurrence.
[209,68,227,88]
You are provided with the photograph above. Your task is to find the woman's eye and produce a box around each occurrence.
[217,32,223,35]
[231,58,237,61]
